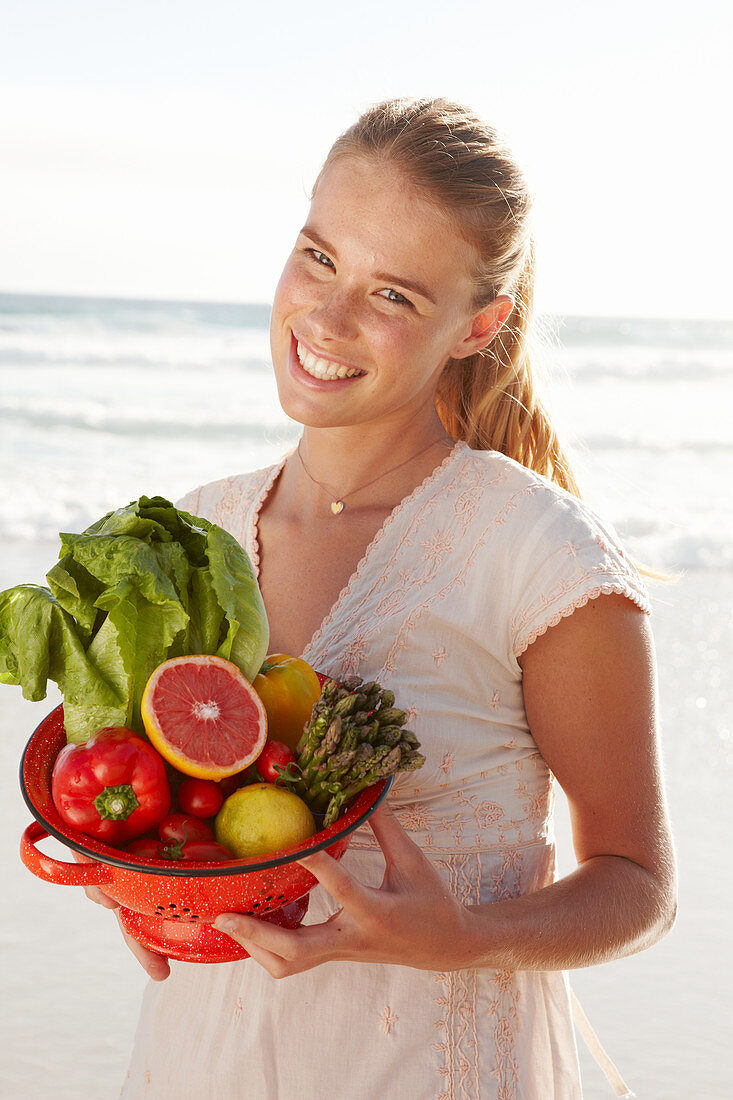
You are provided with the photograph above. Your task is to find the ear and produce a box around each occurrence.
[449,295,514,361]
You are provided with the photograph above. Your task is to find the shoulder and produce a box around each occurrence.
[455,446,629,556]
[176,457,285,531]
[449,447,650,663]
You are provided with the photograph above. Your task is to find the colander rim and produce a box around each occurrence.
[19,707,393,878]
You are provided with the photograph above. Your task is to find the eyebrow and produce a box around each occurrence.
[299,224,437,305]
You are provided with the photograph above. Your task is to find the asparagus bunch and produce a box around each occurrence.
[293,676,425,826]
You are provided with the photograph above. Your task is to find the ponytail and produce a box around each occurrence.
[436,241,582,497]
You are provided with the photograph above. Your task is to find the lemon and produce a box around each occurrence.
[214,783,317,858]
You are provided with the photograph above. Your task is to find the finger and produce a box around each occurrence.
[296,851,372,918]
[84,885,119,909]
[368,803,425,863]
[213,914,315,978]
[115,912,170,981]
[213,912,327,960]
[213,912,296,954]
[235,935,299,979]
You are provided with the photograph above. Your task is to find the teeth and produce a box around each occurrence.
[297,341,364,381]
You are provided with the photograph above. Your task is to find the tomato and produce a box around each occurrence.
[177,777,223,819]
[125,837,169,859]
[125,836,233,861]
[51,727,171,845]
[174,840,233,861]
[218,773,244,799]
[158,813,214,845]
[256,741,300,786]
[253,654,322,752]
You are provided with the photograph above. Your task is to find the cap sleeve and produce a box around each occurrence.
[174,473,264,534]
[509,491,651,665]
[175,486,204,515]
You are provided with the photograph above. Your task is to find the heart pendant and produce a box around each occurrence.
[330,500,345,515]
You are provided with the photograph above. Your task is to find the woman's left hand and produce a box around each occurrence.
[212,803,479,978]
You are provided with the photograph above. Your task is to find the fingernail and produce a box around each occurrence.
[214,919,235,935]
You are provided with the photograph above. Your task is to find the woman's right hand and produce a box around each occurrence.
[83,886,171,981]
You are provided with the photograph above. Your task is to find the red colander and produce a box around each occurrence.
[19,704,391,964]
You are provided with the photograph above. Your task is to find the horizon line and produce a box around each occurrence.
[0,286,731,326]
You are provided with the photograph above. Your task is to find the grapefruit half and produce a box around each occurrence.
[141,655,267,780]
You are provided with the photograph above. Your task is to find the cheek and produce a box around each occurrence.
[381,323,443,377]
[271,262,299,321]
[367,312,418,358]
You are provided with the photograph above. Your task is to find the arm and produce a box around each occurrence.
[213,593,677,976]
[464,591,677,970]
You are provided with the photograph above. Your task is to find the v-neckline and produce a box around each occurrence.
[248,440,466,663]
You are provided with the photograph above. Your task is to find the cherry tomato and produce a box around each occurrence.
[177,777,224,819]
[125,835,232,861]
[218,774,243,799]
[256,741,299,786]
[125,837,169,859]
[158,813,214,845]
[175,840,233,861]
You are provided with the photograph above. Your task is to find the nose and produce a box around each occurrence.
[307,286,360,345]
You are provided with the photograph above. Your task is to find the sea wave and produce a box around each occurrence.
[578,433,733,454]
[0,347,273,372]
[0,404,291,438]
[550,348,733,384]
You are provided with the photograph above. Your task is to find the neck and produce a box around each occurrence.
[284,414,455,521]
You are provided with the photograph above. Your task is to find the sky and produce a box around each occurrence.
[1,0,730,318]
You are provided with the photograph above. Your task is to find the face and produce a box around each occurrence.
[269,155,504,434]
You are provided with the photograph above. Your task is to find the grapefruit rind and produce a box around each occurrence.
[141,654,268,780]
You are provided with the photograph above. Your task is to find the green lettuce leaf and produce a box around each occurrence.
[0,496,269,743]
[0,585,127,741]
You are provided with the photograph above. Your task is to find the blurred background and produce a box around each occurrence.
[1,2,731,1097]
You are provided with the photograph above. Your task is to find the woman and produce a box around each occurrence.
[104,98,676,1098]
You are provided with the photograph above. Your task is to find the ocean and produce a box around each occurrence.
[1,292,731,1098]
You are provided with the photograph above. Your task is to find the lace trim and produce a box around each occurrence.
[513,581,651,658]
[246,453,291,578]
[301,440,467,663]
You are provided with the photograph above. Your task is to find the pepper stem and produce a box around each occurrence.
[94,784,140,821]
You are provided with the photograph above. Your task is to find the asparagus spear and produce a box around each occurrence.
[292,675,425,823]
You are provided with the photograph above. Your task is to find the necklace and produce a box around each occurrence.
[296,437,453,515]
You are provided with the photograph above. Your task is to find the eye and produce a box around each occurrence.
[378,288,412,307]
[307,249,335,269]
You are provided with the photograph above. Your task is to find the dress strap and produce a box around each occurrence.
[570,989,635,1097]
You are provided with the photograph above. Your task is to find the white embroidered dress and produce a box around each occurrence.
[120,442,650,1100]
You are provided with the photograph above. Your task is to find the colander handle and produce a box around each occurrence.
[20,822,114,887]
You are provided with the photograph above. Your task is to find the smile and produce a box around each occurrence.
[296,340,365,381]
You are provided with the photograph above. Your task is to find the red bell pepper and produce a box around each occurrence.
[52,726,171,845]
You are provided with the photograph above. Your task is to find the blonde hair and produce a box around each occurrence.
[316,96,582,496]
